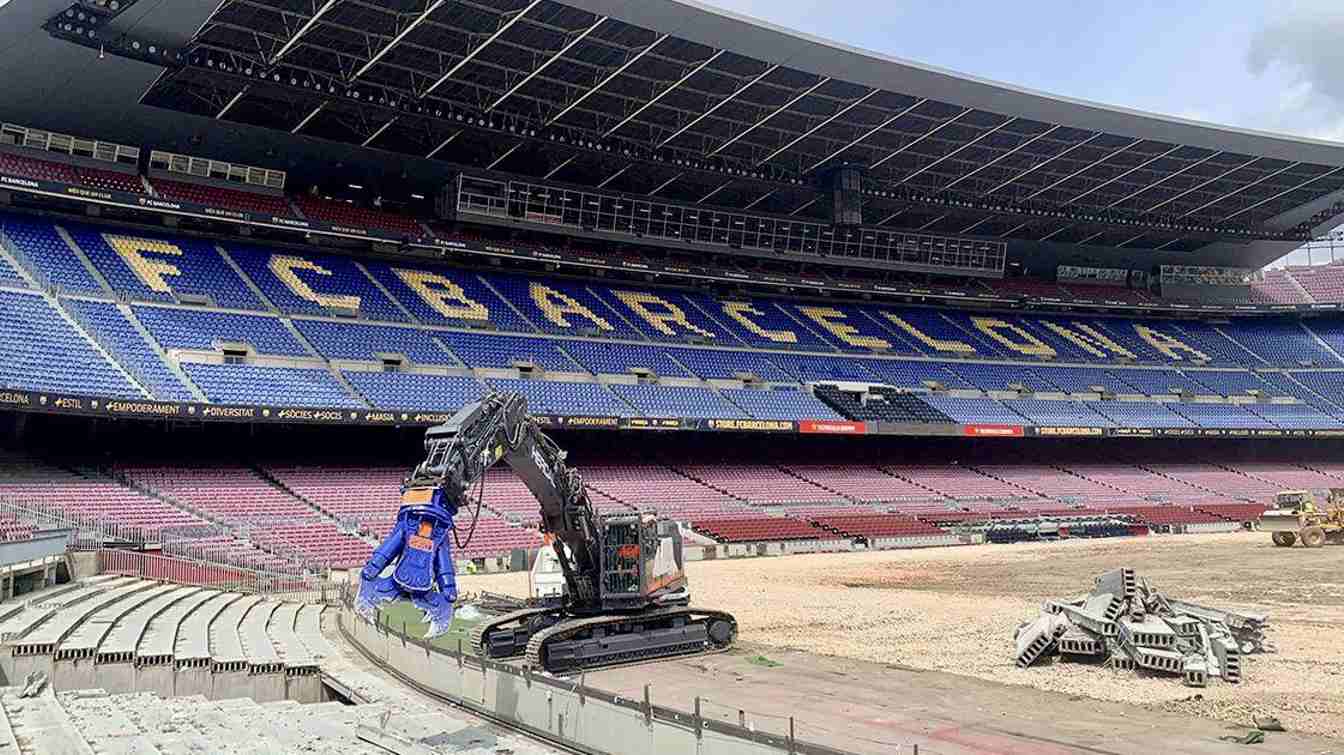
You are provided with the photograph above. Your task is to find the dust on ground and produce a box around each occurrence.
[459,531,1344,739]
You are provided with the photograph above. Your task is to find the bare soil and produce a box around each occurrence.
[458,531,1344,740]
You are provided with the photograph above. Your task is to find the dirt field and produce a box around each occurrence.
[458,532,1344,740]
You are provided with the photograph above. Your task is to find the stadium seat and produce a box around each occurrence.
[151,178,293,216]
[0,290,141,397]
[65,299,196,401]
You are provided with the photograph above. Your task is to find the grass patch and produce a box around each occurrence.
[745,654,782,668]
[376,599,487,654]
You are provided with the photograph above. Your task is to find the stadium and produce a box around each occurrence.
[0,0,1342,752]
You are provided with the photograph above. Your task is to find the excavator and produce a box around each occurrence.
[401,391,736,673]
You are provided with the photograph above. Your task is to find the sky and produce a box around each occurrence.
[704,0,1344,266]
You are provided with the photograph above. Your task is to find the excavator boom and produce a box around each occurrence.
[405,391,735,672]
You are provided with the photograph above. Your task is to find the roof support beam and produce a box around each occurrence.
[1106,150,1224,209]
[487,16,607,113]
[543,155,575,179]
[743,189,775,209]
[1219,166,1344,221]
[959,216,992,234]
[423,0,543,98]
[1064,144,1184,204]
[895,117,1016,186]
[802,98,927,174]
[789,197,817,216]
[982,133,1106,197]
[1143,156,1261,213]
[425,130,460,158]
[697,180,734,203]
[291,102,326,133]
[709,77,829,156]
[1117,233,1148,246]
[1180,162,1300,218]
[603,50,725,138]
[998,221,1032,238]
[1077,230,1107,245]
[757,90,882,167]
[1021,138,1143,200]
[657,64,780,149]
[271,0,341,65]
[879,209,908,225]
[918,214,947,230]
[1157,238,1184,250]
[215,86,250,119]
[868,109,974,171]
[940,125,1062,194]
[547,34,668,126]
[361,116,398,147]
[487,141,523,170]
[1040,224,1076,242]
[596,165,630,188]
[351,0,446,82]
[646,172,684,196]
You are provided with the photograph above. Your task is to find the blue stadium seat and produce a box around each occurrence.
[609,383,748,419]
[1227,320,1338,367]
[1032,366,1129,393]
[227,244,406,321]
[1304,321,1344,365]
[1090,401,1197,428]
[1004,399,1114,427]
[183,363,361,407]
[293,320,457,365]
[66,224,262,309]
[560,339,690,377]
[783,302,921,354]
[950,363,1053,392]
[698,295,833,351]
[1285,371,1344,409]
[0,249,26,288]
[1185,370,1295,398]
[860,360,974,390]
[770,353,880,382]
[0,290,140,397]
[66,299,195,401]
[1169,402,1275,429]
[362,261,530,331]
[0,215,103,293]
[919,396,1027,425]
[487,378,635,417]
[487,273,643,340]
[720,388,842,420]
[593,286,740,345]
[666,348,792,381]
[1111,369,1206,395]
[344,371,484,411]
[1248,403,1342,429]
[135,306,309,356]
[437,331,577,371]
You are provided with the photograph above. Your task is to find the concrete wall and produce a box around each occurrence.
[338,606,846,755]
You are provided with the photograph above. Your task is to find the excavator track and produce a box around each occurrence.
[523,606,737,674]
[469,606,557,659]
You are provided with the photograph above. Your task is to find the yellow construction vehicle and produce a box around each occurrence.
[1262,489,1344,547]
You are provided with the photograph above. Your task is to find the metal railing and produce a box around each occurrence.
[99,549,335,603]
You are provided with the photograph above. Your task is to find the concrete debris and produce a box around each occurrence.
[19,670,47,698]
[1014,568,1271,685]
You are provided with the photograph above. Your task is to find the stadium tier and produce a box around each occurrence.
[4,211,1344,432]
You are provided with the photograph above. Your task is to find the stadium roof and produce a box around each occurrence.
[9,0,1344,266]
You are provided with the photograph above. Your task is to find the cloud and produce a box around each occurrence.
[1246,4,1344,138]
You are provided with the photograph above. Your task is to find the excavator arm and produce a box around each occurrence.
[407,392,602,607]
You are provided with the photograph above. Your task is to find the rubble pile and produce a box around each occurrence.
[1014,567,1272,686]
